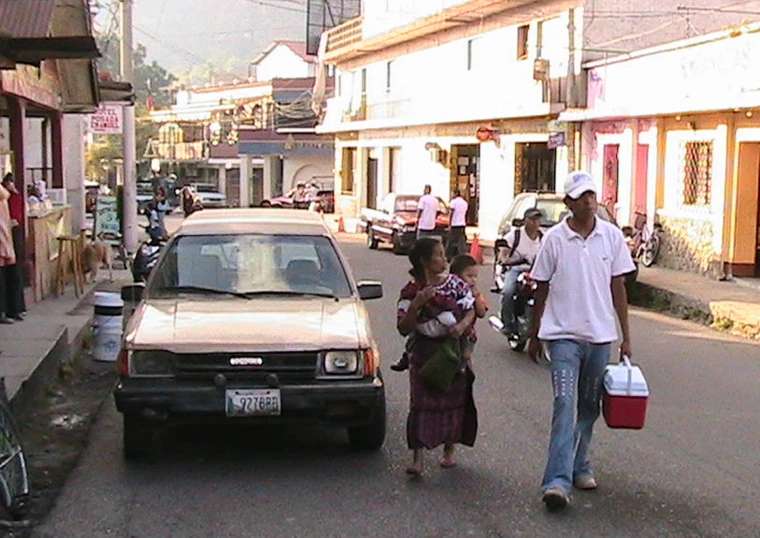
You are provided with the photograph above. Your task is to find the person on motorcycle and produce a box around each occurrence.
[498,207,544,337]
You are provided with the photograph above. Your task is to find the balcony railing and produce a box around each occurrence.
[325,16,363,54]
[156,141,208,161]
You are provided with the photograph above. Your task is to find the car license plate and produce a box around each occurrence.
[225,389,281,417]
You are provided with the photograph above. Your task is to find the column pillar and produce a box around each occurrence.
[218,166,227,197]
[8,97,26,227]
[63,115,86,234]
[239,154,251,208]
[262,156,274,200]
[51,112,64,189]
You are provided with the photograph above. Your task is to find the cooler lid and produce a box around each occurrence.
[94,291,124,308]
[604,363,649,397]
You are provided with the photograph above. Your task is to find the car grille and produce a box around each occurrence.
[174,352,318,382]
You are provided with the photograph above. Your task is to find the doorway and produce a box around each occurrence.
[450,144,480,225]
[734,142,760,277]
[603,144,620,220]
[366,153,378,209]
[514,143,556,194]
[633,144,649,219]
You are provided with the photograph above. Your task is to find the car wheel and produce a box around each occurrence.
[367,227,379,250]
[347,389,386,451]
[123,415,159,460]
[391,233,405,255]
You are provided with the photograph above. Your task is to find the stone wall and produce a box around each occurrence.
[657,215,723,278]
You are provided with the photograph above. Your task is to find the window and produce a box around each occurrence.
[682,141,713,207]
[517,24,530,60]
[386,61,393,92]
[467,39,474,70]
[466,38,482,71]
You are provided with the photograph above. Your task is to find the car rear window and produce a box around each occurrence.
[149,234,353,299]
[535,199,569,226]
[395,197,419,212]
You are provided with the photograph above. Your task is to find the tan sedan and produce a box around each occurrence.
[115,209,385,460]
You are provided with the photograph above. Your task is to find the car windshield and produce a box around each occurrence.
[535,199,570,226]
[148,234,353,299]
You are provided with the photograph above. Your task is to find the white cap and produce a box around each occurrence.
[564,171,597,200]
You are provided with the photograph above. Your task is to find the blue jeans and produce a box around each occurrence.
[542,339,611,493]
[499,268,522,331]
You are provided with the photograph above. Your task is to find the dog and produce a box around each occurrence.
[81,239,113,283]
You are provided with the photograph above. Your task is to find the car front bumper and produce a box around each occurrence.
[114,377,384,427]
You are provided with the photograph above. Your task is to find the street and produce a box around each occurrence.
[34,236,760,538]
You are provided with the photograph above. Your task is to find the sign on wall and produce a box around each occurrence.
[89,104,123,134]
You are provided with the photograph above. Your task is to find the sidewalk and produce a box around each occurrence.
[0,268,130,413]
[634,266,760,339]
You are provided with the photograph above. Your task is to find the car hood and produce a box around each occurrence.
[125,297,371,353]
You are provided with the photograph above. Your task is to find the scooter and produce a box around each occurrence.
[132,227,165,283]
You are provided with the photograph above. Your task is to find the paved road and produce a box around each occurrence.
[34,236,760,538]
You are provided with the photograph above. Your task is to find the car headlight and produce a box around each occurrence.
[321,350,360,376]
[130,350,175,377]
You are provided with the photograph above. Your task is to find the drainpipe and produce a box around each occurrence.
[566,8,579,173]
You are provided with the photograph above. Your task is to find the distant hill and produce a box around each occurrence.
[132,0,307,84]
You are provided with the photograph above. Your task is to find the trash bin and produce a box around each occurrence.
[92,291,124,362]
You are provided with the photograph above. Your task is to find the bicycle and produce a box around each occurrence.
[0,379,29,519]
[623,212,662,267]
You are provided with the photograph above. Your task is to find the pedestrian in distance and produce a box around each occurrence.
[446,189,469,261]
[0,178,17,325]
[1,174,25,321]
[396,238,479,475]
[416,185,439,240]
[528,170,636,511]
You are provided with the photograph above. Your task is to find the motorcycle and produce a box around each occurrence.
[132,227,165,283]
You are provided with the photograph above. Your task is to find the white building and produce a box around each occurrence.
[251,41,318,82]
[317,0,760,240]
[563,23,760,279]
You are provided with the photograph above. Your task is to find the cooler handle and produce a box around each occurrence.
[622,355,633,395]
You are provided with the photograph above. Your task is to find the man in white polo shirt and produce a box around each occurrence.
[528,170,635,511]
[445,189,469,260]
[416,185,439,239]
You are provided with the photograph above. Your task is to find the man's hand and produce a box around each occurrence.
[528,337,542,363]
[620,339,633,361]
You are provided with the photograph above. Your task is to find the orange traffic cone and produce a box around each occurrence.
[469,233,484,265]
[337,215,346,233]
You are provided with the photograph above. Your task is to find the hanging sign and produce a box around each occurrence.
[89,104,123,134]
[547,132,567,149]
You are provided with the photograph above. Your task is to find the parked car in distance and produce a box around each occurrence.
[194,183,227,208]
[260,188,334,213]
[115,209,386,459]
[495,192,639,287]
[362,193,449,254]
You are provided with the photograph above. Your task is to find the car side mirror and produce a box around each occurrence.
[121,283,145,303]
[512,218,524,227]
[357,281,383,300]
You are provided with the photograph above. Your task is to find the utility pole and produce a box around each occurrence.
[120,0,138,254]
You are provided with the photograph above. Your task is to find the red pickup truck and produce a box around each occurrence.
[362,193,449,254]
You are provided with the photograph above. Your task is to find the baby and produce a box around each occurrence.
[391,254,488,372]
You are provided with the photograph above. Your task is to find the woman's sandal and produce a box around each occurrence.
[439,457,457,469]
[405,464,423,476]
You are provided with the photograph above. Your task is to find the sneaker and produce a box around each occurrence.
[390,357,409,372]
[542,487,570,511]
[573,475,597,490]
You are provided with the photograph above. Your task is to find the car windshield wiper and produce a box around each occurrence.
[240,290,338,299]
[158,285,251,299]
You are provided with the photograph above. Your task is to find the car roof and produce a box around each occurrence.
[176,208,333,236]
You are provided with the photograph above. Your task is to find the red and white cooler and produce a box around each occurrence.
[602,356,649,430]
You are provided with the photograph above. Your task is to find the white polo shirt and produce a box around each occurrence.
[449,196,468,227]
[417,194,439,231]
[530,217,636,343]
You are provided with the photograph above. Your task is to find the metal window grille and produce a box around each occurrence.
[682,141,713,206]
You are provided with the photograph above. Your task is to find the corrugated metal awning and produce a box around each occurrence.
[0,0,56,38]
